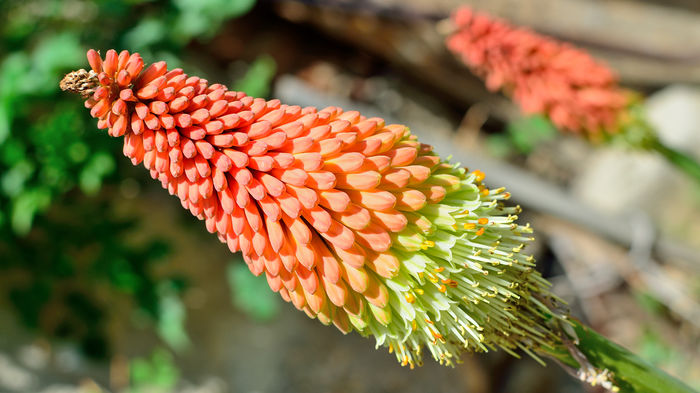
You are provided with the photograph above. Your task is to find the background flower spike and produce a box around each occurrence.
[446,6,628,139]
[445,6,700,185]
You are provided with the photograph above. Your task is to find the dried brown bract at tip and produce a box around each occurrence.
[60,69,99,98]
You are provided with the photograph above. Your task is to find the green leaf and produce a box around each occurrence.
[227,260,280,321]
[172,10,210,41]
[11,188,51,235]
[639,329,673,367]
[67,142,89,163]
[1,137,27,166]
[172,0,257,41]
[32,32,84,75]
[0,53,30,143]
[156,287,190,351]
[506,114,557,154]
[0,103,10,145]
[123,18,167,50]
[0,52,29,100]
[1,160,35,198]
[217,0,257,18]
[129,348,179,392]
[79,151,115,195]
[233,55,276,98]
[107,258,140,292]
[485,133,514,158]
[634,291,664,315]
[568,320,697,393]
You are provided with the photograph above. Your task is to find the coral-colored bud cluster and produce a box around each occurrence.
[79,49,445,326]
[447,7,628,137]
[64,49,559,368]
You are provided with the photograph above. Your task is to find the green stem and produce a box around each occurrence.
[543,319,697,393]
[649,138,700,185]
[614,103,700,185]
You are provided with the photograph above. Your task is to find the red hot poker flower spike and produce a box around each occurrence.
[446,7,628,138]
[61,49,561,368]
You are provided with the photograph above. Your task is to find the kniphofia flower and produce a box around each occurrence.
[61,49,561,367]
[446,7,628,138]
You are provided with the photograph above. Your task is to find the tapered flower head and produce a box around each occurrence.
[447,7,628,138]
[61,49,560,367]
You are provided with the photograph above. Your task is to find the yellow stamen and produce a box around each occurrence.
[405,293,415,303]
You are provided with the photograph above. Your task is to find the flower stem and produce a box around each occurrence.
[543,319,697,393]
[650,138,700,185]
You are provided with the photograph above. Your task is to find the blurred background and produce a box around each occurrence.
[0,0,698,392]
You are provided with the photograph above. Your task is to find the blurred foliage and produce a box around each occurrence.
[0,193,184,358]
[128,348,179,393]
[487,114,558,157]
[227,260,280,321]
[633,290,699,388]
[234,54,277,98]
[0,0,263,358]
[156,282,191,352]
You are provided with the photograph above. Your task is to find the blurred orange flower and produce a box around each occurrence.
[447,7,628,137]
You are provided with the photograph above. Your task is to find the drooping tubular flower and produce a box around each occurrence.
[446,7,628,138]
[61,49,561,367]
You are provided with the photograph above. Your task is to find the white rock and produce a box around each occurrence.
[572,85,700,215]
[571,147,681,214]
[645,84,700,159]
